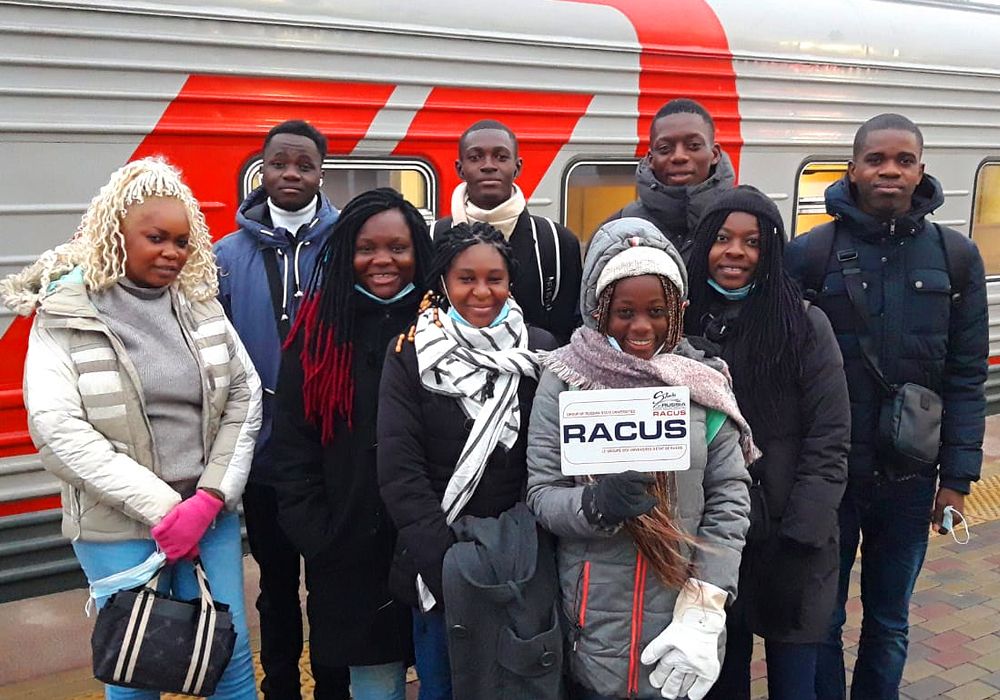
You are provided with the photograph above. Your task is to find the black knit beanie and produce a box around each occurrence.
[698,184,785,240]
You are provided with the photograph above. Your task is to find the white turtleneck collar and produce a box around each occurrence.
[267,195,318,238]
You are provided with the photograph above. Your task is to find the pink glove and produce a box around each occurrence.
[151,490,224,563]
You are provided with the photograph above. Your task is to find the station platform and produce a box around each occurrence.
[4,416,1000,700]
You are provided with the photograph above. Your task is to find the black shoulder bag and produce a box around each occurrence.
[91,560,237,697]
[835,233,942,477]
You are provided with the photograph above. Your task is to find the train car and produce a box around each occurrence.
[1,0,999,603]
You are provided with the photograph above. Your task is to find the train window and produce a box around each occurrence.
[563,161,638,245]
[794,162,847,236]
[240,158,437,225]
[972,162,1000,277]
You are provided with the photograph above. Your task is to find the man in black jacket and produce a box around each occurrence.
[435,119,582,343]
[604,98,735,261]
[786,113,988,700]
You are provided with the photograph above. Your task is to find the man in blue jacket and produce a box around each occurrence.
[786,113,988,700]
[215,120,348,700]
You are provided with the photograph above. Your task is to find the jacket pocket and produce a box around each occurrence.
[908,268,951,335]
[496,609,563,678]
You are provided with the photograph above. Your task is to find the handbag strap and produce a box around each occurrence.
[112,584,158,685]
[183,559,219,696]
[834,229,894,396]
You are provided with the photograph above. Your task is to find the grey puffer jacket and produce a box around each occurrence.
[526,218,751,697]
[527,375,749,698]
[604,150,735,262]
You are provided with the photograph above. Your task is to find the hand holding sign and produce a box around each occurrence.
[559,387,692,476]
[582,471,657,527]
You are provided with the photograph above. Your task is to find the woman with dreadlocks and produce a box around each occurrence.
[685,186,850,700]
[377,222,558,700]
[2,157,262,699]
[269,188,433,700]
[525,217,754,700]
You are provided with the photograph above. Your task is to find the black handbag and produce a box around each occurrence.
[835,242,942,477]
[91,559,237,697]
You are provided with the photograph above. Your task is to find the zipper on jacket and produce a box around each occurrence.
[572,560,592,651]
[627,550,647,698]
[889,218,896,237]
[72,487,83,541]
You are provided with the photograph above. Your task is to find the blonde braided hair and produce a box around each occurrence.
[1,157,216,315]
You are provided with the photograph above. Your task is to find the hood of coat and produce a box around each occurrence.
[235,186,339,249]
[635,148,736,236]
[825,172,945,241]
[580,217,687,330]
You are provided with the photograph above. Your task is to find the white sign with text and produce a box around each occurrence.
[558,386,691,476]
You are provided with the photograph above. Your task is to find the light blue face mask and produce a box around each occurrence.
[606,335,668,356]
[708,278,754,300]
[86,550,166,614]
[354,282,416,305]
[448,299,512,328]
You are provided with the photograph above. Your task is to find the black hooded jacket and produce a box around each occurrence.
[785,175,988,492]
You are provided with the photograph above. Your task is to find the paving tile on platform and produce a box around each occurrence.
[928,647,982,669]
[901,676,956,699]
[939,663,990,687]
[945,680,1000,700]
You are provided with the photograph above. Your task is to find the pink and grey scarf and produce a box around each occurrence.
[542,326,760,465]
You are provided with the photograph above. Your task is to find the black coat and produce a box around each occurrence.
[434,212,582,344]
[786,175,988,492]
[697,302,850,642]
[270,288,422,667]
[377,325,558,609]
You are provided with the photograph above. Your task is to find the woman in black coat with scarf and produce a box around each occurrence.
[377,222,558,700]
[685,186,851,700]
[271,188,434,700]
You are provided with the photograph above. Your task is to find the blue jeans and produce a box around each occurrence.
[412,609,452,700]
[73,511,257,700]
[706,611,819,700]
[350,661,406,700]
[816,474,936,700]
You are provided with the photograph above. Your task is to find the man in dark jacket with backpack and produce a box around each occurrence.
[785,113,988,700]
[215,120,349,700]
[435,119,583,343]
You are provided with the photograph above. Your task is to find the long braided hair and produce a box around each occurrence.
[685,185,812,423]
[288,187,433,444]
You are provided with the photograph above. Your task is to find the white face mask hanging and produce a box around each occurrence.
[941,505,970,545]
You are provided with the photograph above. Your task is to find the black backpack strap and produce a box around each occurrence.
[835,234,893,395]
[935,222,971,306]
[801,221,837,300]
[530,215,561,311]
[261,248,291,342]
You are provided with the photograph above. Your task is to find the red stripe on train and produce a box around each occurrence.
[130,75,398,240]
[0,494,61,518]
[565,0,743,172]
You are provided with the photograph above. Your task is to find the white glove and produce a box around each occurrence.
[641,578,727,700]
